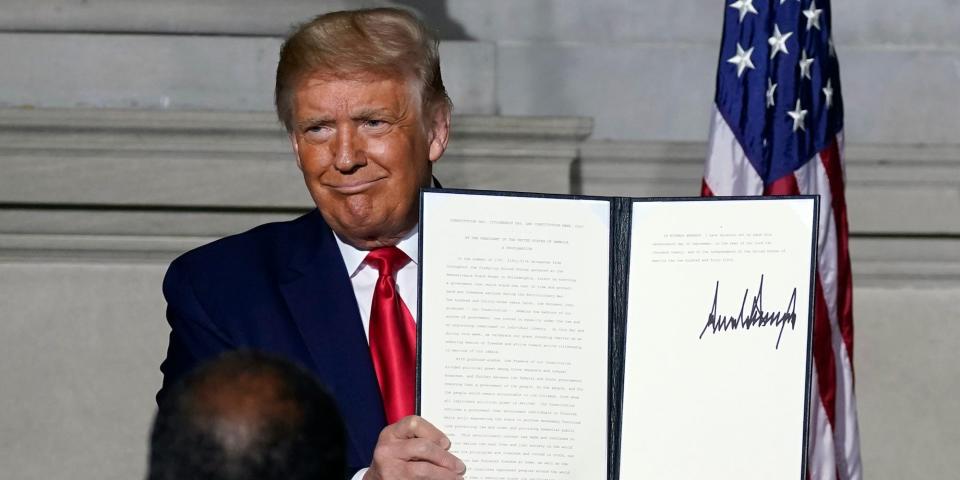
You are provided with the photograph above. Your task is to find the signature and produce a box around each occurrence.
[699,275,798,349]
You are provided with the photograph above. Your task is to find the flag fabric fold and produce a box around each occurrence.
[703,1,862,478]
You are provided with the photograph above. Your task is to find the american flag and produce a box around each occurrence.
[702,1,862,478]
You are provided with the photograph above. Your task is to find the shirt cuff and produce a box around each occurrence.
[351,467,368,480]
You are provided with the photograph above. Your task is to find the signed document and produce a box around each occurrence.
[618,199,816,480]
[418,190,818,480]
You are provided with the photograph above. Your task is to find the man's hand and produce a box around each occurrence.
[363,416,466,480]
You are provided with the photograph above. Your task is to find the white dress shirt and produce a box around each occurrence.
[334,226,419,480]
[333,225,420,340]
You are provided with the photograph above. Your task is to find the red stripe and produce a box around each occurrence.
[812,276,838,428]
[819,140,855,365]
[701,178,714,197]
[763,173,800,195]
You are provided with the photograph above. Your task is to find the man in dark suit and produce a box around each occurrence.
[159,8,466,480]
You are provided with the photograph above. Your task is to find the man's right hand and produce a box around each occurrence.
[362,416,466,480]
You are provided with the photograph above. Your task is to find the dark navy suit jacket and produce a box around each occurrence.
[159,209,386,475]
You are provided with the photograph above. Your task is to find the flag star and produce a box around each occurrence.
[767,25,793,59]
[766,79,778,108]
[803,0,824,31]
[727,43,756,77]
[823,79,834,109]
[787,99,808,132]
[729,0,758,23]
[799,50,815,80]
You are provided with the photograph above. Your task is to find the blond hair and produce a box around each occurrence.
[274,8,452,132]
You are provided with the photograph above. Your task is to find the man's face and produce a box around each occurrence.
[289,72,449,249]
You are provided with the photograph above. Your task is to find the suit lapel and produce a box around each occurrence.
[278,212,386,466]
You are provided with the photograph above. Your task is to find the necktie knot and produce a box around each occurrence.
[365,246,410,277]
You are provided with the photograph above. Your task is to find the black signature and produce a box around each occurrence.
[699,275,798,349]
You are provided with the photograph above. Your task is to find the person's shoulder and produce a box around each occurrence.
[165,210,325,288]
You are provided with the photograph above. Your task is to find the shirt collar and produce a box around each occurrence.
[334,225,420,277]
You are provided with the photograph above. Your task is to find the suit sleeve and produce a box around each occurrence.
[156,256,235,405]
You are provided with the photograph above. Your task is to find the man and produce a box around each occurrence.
[149,351,347,480]
[159,8,465,480]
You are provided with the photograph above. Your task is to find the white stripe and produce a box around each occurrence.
[836,132,847,184]
[704,106,764,195]
[808,365,839,480]
[834,341,863,479]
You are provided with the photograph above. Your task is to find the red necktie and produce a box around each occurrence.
[365,246,417,424]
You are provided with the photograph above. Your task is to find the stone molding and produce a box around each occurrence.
[0,34,497,115]
[579,139,960,235]
[0,107,589,262]
[3,0,956,47]
[0,1,395,36]
[0,107,590,207]
[2,107,956,285]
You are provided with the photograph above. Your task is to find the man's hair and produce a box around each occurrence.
[148,351,347,480]
[275,7,453,132]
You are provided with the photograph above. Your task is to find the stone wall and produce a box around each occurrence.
[4,0,957,143]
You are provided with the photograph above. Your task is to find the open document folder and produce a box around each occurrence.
[418,189,818,480]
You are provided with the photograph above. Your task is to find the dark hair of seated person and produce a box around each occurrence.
[148,350,347,480]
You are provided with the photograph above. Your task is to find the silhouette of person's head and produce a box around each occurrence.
[148,351,346,480]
